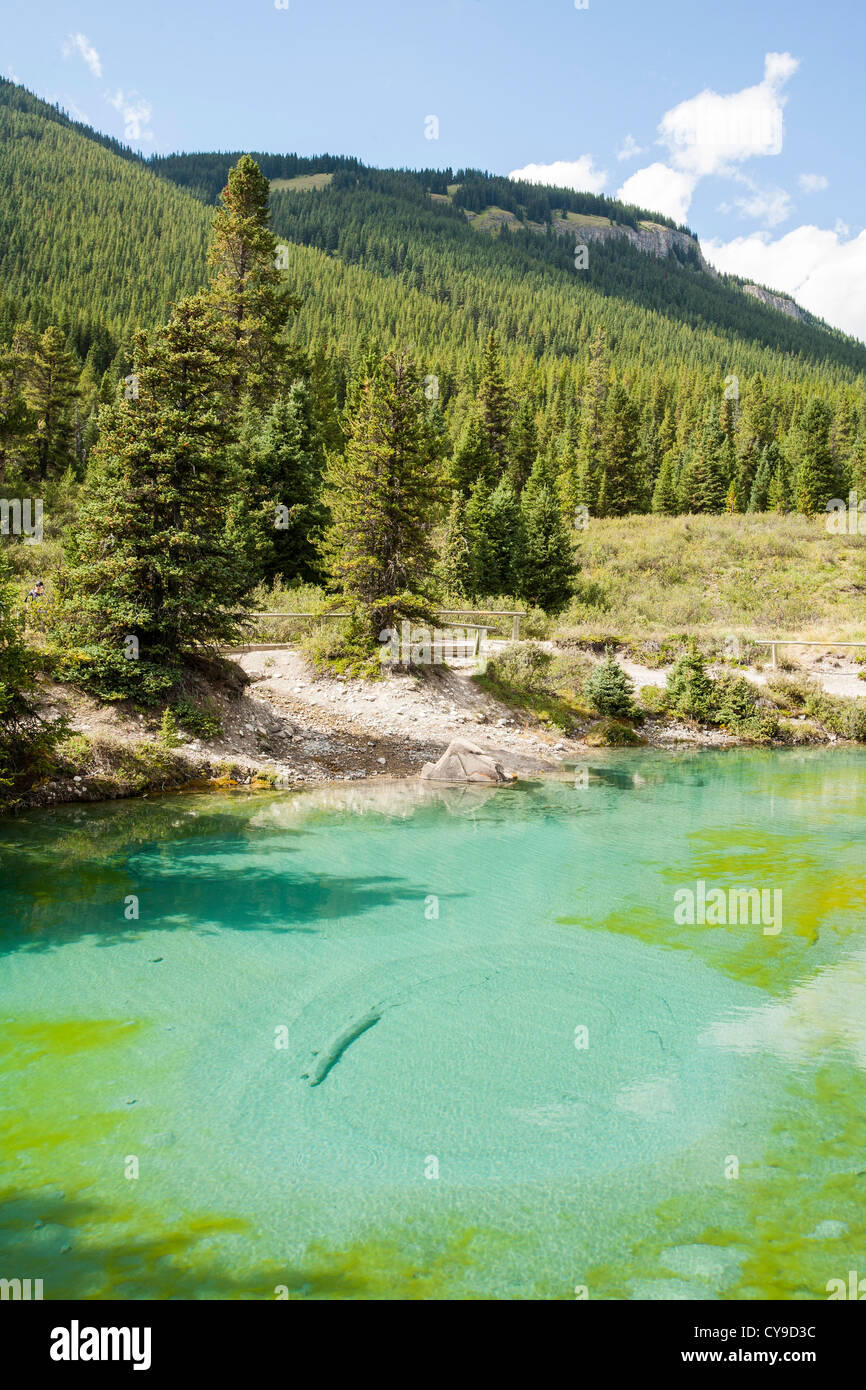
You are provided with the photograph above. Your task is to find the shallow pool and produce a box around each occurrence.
[2,747,865,1299]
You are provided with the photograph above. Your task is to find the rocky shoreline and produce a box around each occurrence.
[10,643,858,813]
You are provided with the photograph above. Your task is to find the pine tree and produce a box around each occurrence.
[794,400,839,515]
[573,327,608,513]
[477,330,511,469]
[585,652,634,717]
[766,462,791,513]
[724,479,742,513]
[518,459,575,612]
[850,428,866,498]
[0,337,32,479]
[597,382,641,516]
[0,550,64,799]
[251,380,326,584]
[158,706,183,749]
[321,349,444,642]
[487,476,524,594]
[506,398,538,492]
[205,155,296,411]
[666,641,716,722]
[450,409,495,495]
[651,450,680,514]
[62,295,252,700]
[464,476,496,598]
[680,419,728,513]
[440,493,473,598]
[748,441,785,512]
[22,325,79,481]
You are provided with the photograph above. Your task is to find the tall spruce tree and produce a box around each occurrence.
[205,155,296,411]
[0,337,32,480]
[680,418,728,513]
[450,409,495,495]
[518,457,575,612]
[0,550,64,801]
[597,382,641,516]
[486,476,524,595]
[21,325,79,482]
[477,330,511,470]
[748,441,785,512]
[794,399,839,515]
[651,450,680,514]
[464,476,496,598]
[440,493,474,599]
[62,296,252,700]
[321,350,444,642]
[506,398,538,492]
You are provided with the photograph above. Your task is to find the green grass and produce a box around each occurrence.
[558,513,866,642]
[269,172,333,192]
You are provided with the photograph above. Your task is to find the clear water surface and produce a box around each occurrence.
[1,747,864,1300]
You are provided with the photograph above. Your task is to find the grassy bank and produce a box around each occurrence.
[558,512,866,642]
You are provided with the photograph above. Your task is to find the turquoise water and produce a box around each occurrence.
[2,747,865,1300]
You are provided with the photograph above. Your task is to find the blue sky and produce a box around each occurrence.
[3,0,865,338]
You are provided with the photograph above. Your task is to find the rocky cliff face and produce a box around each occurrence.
[740,283,808,322]
[553,217,714,271]
[465,203,814,323]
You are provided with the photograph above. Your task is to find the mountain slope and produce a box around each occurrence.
[0,80,209,353]
[0,80,863,397]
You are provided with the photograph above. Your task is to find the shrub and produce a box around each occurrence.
[665,641,717,722]
[547,648,595,695]
[584,718,644,746]
[485,641,553,690]
[158,708,183,750]
[765,674,818,710]
[171,695,223,741]
[300,615,384,680]
[804,691,866,741]
[584,652,635,718]
[638,683,668,715]
[49,641,178,705]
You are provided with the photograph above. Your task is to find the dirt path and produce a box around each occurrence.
[234,646,572,774]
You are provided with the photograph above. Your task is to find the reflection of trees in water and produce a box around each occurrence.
[0,793,437,956]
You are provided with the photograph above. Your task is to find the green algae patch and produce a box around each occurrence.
[5,1017,143,1064]
[1,1017,149,1170]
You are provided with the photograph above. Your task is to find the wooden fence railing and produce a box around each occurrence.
[754,639,866,669]
[234,609,525,643]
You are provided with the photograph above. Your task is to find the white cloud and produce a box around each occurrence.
[658,51,797,179]
[616,133,644,162]
[106,89,153,142]
[507,156,608,194]
[704,224,866,343]
[616,163,696,224]
[62,33,102,79]
[720,180,792,227]
[618,53,800,224]
[799,172,828,193]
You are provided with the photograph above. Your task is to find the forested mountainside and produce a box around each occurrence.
[1,78,865,556]
[2,77,864,381]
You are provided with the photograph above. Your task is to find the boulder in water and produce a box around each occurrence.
[420,739,516,784]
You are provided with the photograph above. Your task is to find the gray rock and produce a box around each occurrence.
[420,739,516,784]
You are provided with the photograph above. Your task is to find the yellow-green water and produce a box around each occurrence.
[2,748,865,1299]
